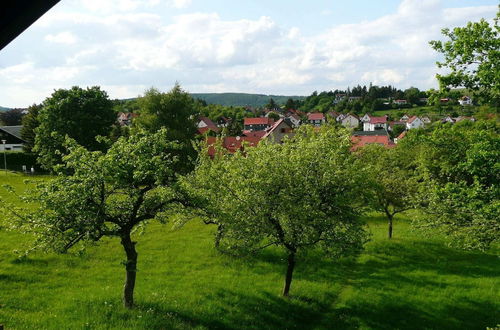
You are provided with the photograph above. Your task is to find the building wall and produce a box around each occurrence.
[0,143,23,151]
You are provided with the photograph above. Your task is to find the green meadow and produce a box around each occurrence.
[0,173,498,329]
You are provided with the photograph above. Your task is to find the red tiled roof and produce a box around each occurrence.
[205,136,262,157]
[308,112,325,121]
[407,116,418,124]
[351,135,395,151]
[199,116,218,128]
[242,130,267,138]
[198,126,220,135]
[397,131,407,140]
[369,116,387,124]
[244,117,273,126]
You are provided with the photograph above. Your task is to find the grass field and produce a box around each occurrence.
[0,173,498,329]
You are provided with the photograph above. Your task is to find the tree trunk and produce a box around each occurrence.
[388,214,393,239]
[282,250,296,297]
[214,224,224,248]
[121,232,138,309]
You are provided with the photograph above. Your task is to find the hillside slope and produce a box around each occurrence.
[191,93,305,107]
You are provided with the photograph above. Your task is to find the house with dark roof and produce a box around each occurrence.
[216,116,231,127]
[0,125,25,151]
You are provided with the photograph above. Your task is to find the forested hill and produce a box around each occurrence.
[190,93,305,107]
[0,106,11,111]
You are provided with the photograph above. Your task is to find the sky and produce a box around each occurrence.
[0,0,497,107]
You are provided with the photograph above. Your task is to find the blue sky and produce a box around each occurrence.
[0,0,497,107]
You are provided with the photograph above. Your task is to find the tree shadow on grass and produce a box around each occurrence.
[335,239,500,330]
[364,239,499,278]
[91,290,343,330]
[333,298,499,330]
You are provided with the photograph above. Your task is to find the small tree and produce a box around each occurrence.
[3,129,184,308]
[358,145,417,238]
[185,126,368,296]
[400,121,499,250]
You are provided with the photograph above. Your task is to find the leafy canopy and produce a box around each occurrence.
[34,86,116,170]
[401,120,499,250]
[430,10,500,106]
[185,125,369,294]
[134,84,199,173]
[6,129,182,252]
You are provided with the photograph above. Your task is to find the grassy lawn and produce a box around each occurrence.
[0,173,498,329]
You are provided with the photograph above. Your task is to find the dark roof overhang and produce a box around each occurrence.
[0,0,61,51]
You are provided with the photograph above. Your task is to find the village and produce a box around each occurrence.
[190,104,477,154]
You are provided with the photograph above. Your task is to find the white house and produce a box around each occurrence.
[442,116,455,124]
[406,116,424,130]
[421,116,431,124]
[341,114,360,128]
[286,113,301,127]
[360,114,371,123]
[263,118,294,144]
[307,112,325,126]
[197,116,219,134]
[400,114,410,121]
[363,116,388,131]
[458,96,473,106]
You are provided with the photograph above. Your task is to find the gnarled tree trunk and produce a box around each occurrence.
[121,232,138,309]
[282,250,296,297]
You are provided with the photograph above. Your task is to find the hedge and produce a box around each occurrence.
[0,151,42,172]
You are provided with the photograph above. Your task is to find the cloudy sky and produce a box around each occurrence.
[0,0,497,107]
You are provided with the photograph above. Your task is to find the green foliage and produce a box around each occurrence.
[20,104,41,153]
[185,126,369,295]
[357,145,418,238]
[191,93,305,107]
[0,108,24,126]
[34,86,116,170]
[0,175,498,329]
[3,129,186,307]
[134,84,198,173]
[430,10,500,106]
[1,151,39,172]
[265,98,278,110]
[266,112,281,121]
[401,120,499,250]
[391,124,406,138]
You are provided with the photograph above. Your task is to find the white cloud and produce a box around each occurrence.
[170,0,191,9]
[0,0,498,107]
[45,31,78,44]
